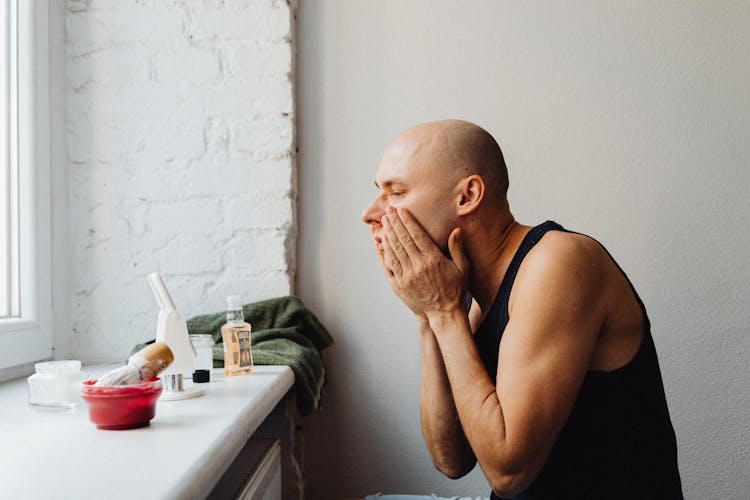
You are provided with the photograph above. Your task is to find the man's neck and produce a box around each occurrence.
[465,215,530,313]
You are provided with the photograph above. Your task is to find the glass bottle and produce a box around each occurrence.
[220,295,254,376]
[189,334,215,372]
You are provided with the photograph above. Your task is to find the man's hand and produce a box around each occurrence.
[374,216,425,319]
[378,206,478,477]
[380,207,469,319]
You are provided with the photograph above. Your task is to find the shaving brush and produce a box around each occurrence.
[94,342,174,386]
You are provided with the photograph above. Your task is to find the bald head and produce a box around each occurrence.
[365,120,511,252]
[388,119,509,204]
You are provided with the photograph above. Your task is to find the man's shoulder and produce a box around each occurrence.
[524,228,605,271]
[508,227,611,326]
[512,228,610,301]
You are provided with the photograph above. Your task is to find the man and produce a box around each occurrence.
[360,120,682,499]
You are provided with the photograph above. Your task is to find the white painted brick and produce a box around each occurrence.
[229,42,292,78]
[82,250,143,293]
[122,200,149,237]
[245,271,293,299]
[202,117,231,160]
[68,85,181,122]
[68,48,151,89]
[67,121,146,162]
[156,235,223,275]
[186,4,291,43]
[66,0,297,362]
[67,0,92,13]
[231,114,294,159]
[154,48,221,84]
[69,0,158,14]
[225,231,289,271]
[89,202,130,241]
[226,192,293,230]
[148,201,222,237]
[99,281,157,320]
[183,160,252,198]
[182,79,293,117]
[70,160,191,205]
[201,0,279,11]
[108,162,186,203]
[184,160,293,197]
[252,160,295,190]
[66,11,183,53]
[68,117,205,163]
[198,270,293,312]
[141,118,206,161]
[68,160,126,199]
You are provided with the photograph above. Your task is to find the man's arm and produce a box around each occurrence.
[432,235,604,496]
[418,316,476,477]
[374,215,476,476]
[382,208,605,496]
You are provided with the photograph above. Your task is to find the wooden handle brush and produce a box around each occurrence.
[94,342,174,386]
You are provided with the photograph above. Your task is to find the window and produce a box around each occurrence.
[0,0,52,372]
[2,0,20,320]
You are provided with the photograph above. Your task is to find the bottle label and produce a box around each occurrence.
[238,329,252,368]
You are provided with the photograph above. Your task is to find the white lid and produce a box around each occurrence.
[226,295,243,310]
[34,360,82,374]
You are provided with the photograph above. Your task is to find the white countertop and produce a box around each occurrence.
[0,364,294,500]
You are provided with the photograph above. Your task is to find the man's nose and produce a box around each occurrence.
[361,196,385,225]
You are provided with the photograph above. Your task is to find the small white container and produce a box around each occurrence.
[189,334,215,372]
[28,360,86,409]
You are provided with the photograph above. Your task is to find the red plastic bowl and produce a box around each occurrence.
[81,378,163,430]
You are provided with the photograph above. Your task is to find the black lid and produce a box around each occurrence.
[192,369,210,383]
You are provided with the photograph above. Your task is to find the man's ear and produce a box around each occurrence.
[455,175,484,215]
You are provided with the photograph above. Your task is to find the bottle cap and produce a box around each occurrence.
[163,373,184,392]
[226,295,243,310]
[192,369,210,383]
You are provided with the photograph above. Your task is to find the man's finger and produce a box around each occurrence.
[382,214,412,270]
[386,208,424,259]
[381,233,404,278]
[375,245,394,277]
[395,207,439,255]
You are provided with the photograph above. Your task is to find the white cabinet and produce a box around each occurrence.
[209,438,282,500]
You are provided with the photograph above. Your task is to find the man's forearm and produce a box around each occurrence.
[418,317,476,478]
[427,310,510,483]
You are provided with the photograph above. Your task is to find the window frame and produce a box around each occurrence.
[0,0,52,371]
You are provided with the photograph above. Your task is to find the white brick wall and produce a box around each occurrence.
[66,0,297,362]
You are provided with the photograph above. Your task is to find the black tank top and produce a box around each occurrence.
[475,221,683,500]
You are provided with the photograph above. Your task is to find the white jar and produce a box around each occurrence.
[27,360,86,409]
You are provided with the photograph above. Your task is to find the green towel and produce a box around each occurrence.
[132,296,334,415]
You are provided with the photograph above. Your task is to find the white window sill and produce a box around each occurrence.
[0,364,294,499]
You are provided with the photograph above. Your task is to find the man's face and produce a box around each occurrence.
[361,137,456,254]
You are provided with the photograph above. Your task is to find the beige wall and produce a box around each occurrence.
[297,2,750,498]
